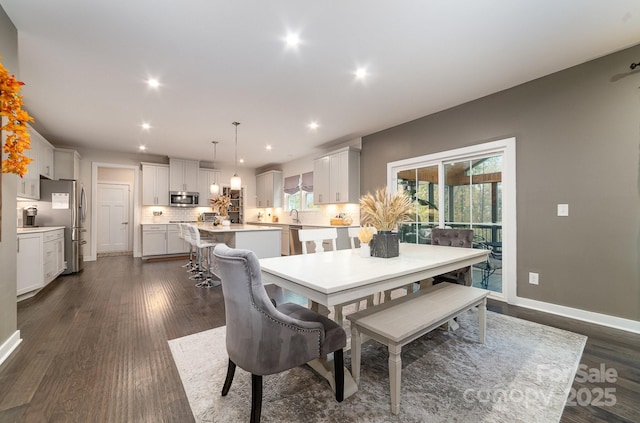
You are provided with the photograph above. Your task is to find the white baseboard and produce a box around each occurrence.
[514,296,640,334]
[0,331,22,367]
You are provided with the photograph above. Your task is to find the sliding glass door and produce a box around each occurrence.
[388,138,515,299]
[443,155,503,292]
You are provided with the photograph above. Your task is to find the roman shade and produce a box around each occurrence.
[283,175,300,195]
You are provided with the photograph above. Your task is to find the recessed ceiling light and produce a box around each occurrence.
[146,78,160,89]
[139,145,146,151]
[141,122,151,130]
[354,67,368,80]
[285,32,300,48]
[266,145,272,151]
[308,121,319,130]
[239,158,245,164]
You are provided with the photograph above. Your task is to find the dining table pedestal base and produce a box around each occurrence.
[306,356,358,400]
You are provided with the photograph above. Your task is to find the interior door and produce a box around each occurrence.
[97,183,130,253]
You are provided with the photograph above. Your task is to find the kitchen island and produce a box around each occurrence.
[197,223,281,259]
[141,223,282,259]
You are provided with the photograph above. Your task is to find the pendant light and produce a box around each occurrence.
[209,141,220,196]
[230,121,242,190]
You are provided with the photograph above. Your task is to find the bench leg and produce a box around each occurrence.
[388,343,402,415]
[350,326,362,384]
[478,297,487,343]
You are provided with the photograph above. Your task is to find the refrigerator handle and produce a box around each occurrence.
[80,185,88,223]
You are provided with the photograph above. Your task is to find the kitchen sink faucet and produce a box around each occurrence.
[289,208,300,223]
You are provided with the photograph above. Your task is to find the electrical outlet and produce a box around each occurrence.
[529,272,539,285]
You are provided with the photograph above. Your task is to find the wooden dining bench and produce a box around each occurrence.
[346,282,489,415]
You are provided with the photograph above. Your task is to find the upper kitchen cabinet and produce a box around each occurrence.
[54,148,81,180]
[29,128,55,180]
[169,158,199,192]
[17,125,45,199]
[142,163,169,206]
[198,168,221,206]
[16,143,39,199]
[256,170,282,208]
[313,147,360,204]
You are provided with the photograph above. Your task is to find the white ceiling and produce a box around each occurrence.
[2,1,639,169]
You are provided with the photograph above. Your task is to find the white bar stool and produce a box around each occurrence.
[185,224,220,288]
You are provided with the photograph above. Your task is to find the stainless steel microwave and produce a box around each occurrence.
[169,191,199,207]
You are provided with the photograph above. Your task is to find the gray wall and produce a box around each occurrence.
[0,5,19,350]
[362,44,640,322]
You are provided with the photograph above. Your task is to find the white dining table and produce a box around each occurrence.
[259,242,489,310]
[258,242,489,399]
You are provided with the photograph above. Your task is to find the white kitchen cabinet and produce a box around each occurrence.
[142,163,169,206]
[142,225,168,256]
[313,156,331,205]
[17,228,65,297]
[43,229,65,284]
[169,158,199,192]
[54,148,81,180]
[313,147,360,204]
[142,224,188,257]
[198,168,221,206]
[17,126,41,199]
[167,224,189,254]
[256,170,282,208]
[29,127,55,179]
[17,233,44,295]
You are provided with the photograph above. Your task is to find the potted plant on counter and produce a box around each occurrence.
[359,187,414,258]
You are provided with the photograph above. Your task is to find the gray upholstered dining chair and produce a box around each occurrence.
[212,244,346,423]
[430,228,474,286]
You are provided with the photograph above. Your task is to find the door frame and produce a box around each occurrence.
[387,137,516,304]
[90,162,140,261]
[97,181,132,253]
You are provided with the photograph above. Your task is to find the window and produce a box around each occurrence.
[284,172,316,211]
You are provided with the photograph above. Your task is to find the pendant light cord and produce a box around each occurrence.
[233,121,240,175]
[211,140,218,168]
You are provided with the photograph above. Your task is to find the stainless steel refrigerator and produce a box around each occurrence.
[37,179,87,274]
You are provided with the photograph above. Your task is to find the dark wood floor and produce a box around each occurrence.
[0,255,638,422]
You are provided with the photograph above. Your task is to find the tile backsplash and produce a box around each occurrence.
[247,204,360,226]
[141,206,211,222]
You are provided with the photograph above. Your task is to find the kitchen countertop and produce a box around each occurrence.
[141,221,197,225]
[197,223,281,232]
[247,221,359,228]
[17,226,66,234]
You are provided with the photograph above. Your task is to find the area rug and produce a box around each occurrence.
[168,311,586,422]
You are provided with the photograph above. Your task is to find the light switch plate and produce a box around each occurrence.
[557,204,569,217]
[529,272,539,285]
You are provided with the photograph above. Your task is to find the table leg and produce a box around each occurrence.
[388,343,402,415]
[306,356,358,399]
[478,297,487,343]
[334,305,344,327]
[351,326,362,384]
[309,300,331,317]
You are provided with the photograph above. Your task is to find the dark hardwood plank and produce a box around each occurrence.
[0,256,637,422]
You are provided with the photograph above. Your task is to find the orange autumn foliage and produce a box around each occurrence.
[1,57,34,177]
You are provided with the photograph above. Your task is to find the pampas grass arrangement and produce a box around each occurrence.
[359,187,414,231]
